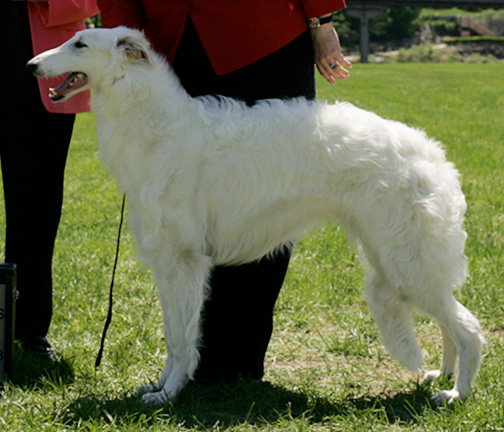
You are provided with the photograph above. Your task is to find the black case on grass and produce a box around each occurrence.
[0,263,17,382]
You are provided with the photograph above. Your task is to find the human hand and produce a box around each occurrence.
[311,23,352,85]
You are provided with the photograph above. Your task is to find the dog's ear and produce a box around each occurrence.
[117,35,154,67]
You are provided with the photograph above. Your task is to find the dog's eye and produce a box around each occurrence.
[74,41,88,49]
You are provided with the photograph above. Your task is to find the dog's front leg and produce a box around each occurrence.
[139,250,212,405]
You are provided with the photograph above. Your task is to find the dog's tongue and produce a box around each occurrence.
[49,72,88,101]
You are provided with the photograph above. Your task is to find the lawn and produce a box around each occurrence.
[1,63,503,431]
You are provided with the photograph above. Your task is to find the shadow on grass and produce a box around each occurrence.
[5,342,75,389]
[62,378,439,429]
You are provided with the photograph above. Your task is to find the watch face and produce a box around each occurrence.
[308,17,320,29]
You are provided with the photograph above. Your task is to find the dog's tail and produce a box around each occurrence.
[365,271,423,371]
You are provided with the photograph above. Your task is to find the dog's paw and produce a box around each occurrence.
[423,369,443,383]
[140,389,172,406]
[135,383,158,397]
[432,389,462,405]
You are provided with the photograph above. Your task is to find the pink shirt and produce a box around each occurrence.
[28,0,99,113]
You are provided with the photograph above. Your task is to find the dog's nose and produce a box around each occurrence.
[26,61,38,75]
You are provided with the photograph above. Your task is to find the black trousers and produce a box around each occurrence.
[172,19,316,380]
[0,3,75,339]
[1,102,74,339]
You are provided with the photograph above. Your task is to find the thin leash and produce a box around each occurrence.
[95,193,126,369]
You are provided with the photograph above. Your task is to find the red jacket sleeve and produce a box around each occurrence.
[301,0,346,18]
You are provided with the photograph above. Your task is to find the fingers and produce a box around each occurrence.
[316,56,351,85]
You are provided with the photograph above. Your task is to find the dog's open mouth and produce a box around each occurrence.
[49,72,88,101]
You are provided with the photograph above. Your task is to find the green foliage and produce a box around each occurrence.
[86,14,102,29]
[444,36,504,44]
[336,6,422,50]
[422,16,461,37]
[333,11,360,51]
[0,63,503,430]
[370,7,422,39]
[396,44,458,63]
[420,8,501,17]
[395,43,501,64]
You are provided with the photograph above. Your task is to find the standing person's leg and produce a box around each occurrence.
[172,19,316,381]
[1,98,74,353]
[0,1,75,356]
[197,247,291,380]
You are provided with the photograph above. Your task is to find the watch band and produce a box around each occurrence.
[307,15,333,29]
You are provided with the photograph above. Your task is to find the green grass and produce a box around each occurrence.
[1,63,504,431]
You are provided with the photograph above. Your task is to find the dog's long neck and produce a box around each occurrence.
[92,53,201,193]
[93,57,192,124]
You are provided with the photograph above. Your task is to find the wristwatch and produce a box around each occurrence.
[307,15,333,29]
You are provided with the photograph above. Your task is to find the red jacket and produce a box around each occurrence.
[98,0,346,76]
[28,0,100,113]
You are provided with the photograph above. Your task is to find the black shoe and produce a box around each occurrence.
[22,336,56,360]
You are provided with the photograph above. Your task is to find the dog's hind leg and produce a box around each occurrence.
[365,271,423,372]
[139,249,212,405]
[422,298,484,403]
[423,323,457,383]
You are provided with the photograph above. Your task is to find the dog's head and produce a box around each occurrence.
[26,26,153,102]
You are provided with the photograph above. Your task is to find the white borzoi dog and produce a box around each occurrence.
[28,27,484,405]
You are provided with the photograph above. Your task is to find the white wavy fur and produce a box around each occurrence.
[28,27,485,405]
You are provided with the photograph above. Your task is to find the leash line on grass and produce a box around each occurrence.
[95,193,126,369]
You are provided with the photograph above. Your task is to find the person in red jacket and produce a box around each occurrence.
[0,0,99,358]
[98,0,350,382]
